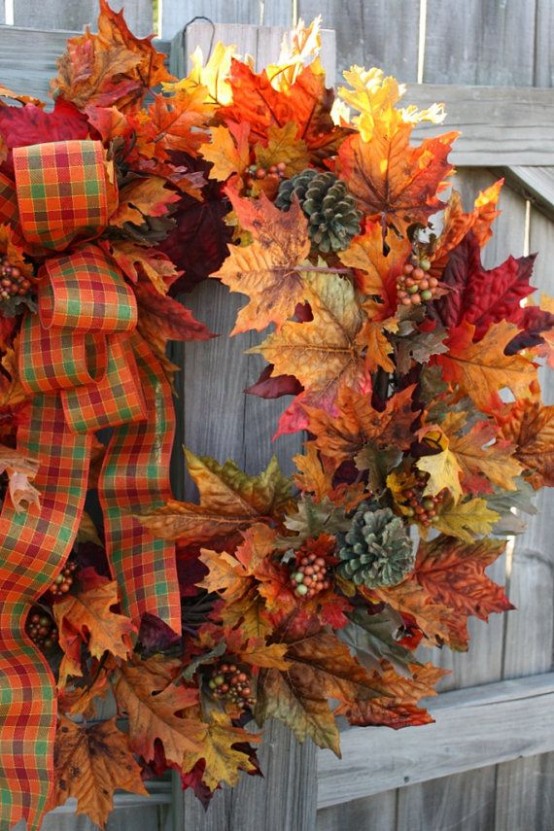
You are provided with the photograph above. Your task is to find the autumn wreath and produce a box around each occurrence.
[0,3,552,829]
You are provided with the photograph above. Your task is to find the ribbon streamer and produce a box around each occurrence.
[0,140,181,829]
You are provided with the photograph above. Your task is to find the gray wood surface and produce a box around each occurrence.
[505,167,554,222]
[11,0,153,36]
[423,0,537,86]
[297,0,421,82]
[317,672,554,809]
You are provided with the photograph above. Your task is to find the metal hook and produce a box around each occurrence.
[181,16,216,62]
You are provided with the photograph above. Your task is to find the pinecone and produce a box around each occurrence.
[275,169,362,253]
[337,502,415,588]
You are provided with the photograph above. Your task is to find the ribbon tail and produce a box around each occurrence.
[99,334,181,635]
[0,396,91,831]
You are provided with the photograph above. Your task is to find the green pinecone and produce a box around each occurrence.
[275,169,362,253]
[337,502,415,588]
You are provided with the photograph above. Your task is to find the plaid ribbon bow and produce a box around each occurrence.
[0,140,181,830]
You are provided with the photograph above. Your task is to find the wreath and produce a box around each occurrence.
[0,3,552,829]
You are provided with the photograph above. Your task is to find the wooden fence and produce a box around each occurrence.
[1,1,553,829]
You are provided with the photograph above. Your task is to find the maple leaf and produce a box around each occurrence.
[339,221,411,307]
[0,98,89,158]
[435,231,536,339]
[426,412,523,493]
[498,399,554,488]
[434,320,536,412]
[215,188,311,333]
[54,717,147,829]
[185,41,235,106]
[137,85,212,161]
[416,438,464,503]
[52,0,172,110]
[433,497,500,543]
[109,177,180,229]
[338,124,457,234]
[255,629,384,754]
[114,655,204,767]
[219,60,346,161]
[104,240,181,293]
[432,181,503,269]
[304,384,418,466]
[138,451,293,546]
[249,271,365,412]
[182,710,260,791]
[254,122,310,177]
[335,660,445,729]
[53,580,134,686]
[199,122,251,181]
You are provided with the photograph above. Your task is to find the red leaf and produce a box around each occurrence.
[244,363,303,400]
[436,232,536,339]
[0,99,89,163]
[135,283,214,344]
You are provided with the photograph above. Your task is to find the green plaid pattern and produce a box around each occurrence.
[98,332,181,633]
[0,395,91,831]
[13,141,111,250]
[62,334,147,433]
[39,244,137,331]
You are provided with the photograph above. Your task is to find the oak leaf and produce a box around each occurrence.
[215,189,311,333]
[138,452,293,546]
[433,497,500,543]
[249,271,365,412]
[114,655,203,766]
[53,717,147,829]
[182,711,260,791]
[53,580,135,686]
[434,321,536,412]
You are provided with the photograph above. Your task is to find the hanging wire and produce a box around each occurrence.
[181,16,216,62]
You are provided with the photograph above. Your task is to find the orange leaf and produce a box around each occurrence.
[338,126,457,234]
[105,240,181,293]
[182,710,260,791]
[53,580,134,686]
[138,452,293,546]
[215,189,311,333]
[137,85,212,161]
[199,122,251,181]
[109,176,180,228]
[249,271,365,412]
[114,655,203,766]
[435,320,536,412]
[53,717,147,829]
[499,399,554,488]
[339,222,410,307]
[51,0,172,110]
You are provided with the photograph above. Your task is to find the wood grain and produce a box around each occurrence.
[317,673,554,809]
[297,0,420,81]
[11,0,153,36]
[423,0,537,85]
[505,167,554,222]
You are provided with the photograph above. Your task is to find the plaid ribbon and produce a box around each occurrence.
[1,141,181,829]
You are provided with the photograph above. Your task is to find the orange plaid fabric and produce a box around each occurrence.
[13,140,111,250]
[0,395,91,830]
[1,139,181,829]
[0,171,18,226]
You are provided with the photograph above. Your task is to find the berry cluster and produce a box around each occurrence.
[0,257,32,302]
[397,470,446,527]
[396,257,440,307]
[245,162,287,189]
[26,611,59,651]
[208,662,255,711]
[290,551,331,598]
[49,561,78,597]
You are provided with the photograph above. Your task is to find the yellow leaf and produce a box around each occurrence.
[184,41,236,105]
[200,122,251,181]
[109,177,180,228]
[433,498,500,543]
[416,434,463,503]
[255,122,310,176]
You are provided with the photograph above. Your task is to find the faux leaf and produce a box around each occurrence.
[215,189,311,333]
[138,85,212,161]
[114,656,203,766]
[434,321,536,412]
[54,717,147,829]
[338,124,457,234]
[53,580,134,686]
[433,497,500,543]
[109,177,180,228]
[105,240,181,292]
[254,122,310,176]
[249,271,365,411]
[199,122,251,181]
[182,710,259,791]
[499,399,554,488]
[339,220,411,307]
[138,452,293,546]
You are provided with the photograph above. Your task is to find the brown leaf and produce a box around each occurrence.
[54,717,147,829]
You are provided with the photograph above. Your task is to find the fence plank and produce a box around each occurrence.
[396,770,496,831]
[423,0,537,85]
[317,672,554,809]
[317,791,397,831]
[297,0,420,82]
[534,0,554,86]
[11,0,153,36]
[407,85,554,166]
[494,754,554,831]
[160,0,294,41]
[504,167,554,222]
